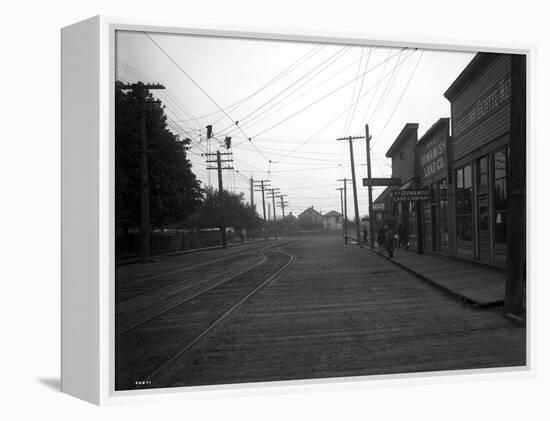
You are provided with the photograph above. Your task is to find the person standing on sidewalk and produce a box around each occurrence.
[377,225,386,255]
[385,223,395,258]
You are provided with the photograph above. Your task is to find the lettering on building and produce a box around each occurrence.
[420,135,446,178]
[454,75,511,137]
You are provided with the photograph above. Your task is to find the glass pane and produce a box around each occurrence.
[463,189,472,213]
[456,169,463,188]
[457,215,473,241]
[430,183,437,200]
[479,206,489,230]
[494,212,507,244]
[494,178,507,210]
[479,173,488,193]
[494,149,507,179]
[479,156,488,174]
[464,165,472,188]
[438,179,447,198]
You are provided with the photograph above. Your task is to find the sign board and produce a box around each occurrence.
[372,203,385,211]
[362,177,401,187]
[392,190,430,202]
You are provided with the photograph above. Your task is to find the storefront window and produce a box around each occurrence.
[477,156,488,194]
[456,165,473,242]
[439,179,448,243]
[494,148,509,244]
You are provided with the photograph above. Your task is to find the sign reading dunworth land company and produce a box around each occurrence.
[362,178,401,187]
[392,190,430,202]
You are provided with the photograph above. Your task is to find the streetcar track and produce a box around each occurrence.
[118,239,298,288]
[115,251,269,337]
[116,240,300,336]
[144,247,296,382]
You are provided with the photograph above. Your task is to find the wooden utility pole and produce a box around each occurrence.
[277,195,289,235]
[337,135,365,247]
[206,151,234,249]
[277,194,288,219]
[250,176,254,209]
[118,82,165,263]
[267,188,281,240]
[365,124,375,248]
[504,54,526,317]
[337,178,351,242]
[336,187,345,236]
[254,179,271,240]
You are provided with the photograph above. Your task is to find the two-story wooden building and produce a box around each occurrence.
[444,53,515,266]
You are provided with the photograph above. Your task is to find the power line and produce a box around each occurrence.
[372,50,424,147]
[250,48,407,139]
[144,32,271,163]
[270,49,415,164]
[223,45,351,135]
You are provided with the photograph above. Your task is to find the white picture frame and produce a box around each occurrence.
[61,15,533,405]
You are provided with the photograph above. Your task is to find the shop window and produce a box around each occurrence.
[439,179,448,243]
[477,155,488,194]
[493,148,509,244]
[456,165,473,242]
[430,183,437,201]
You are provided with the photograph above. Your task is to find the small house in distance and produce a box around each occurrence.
[285,211,298,223]
[298,206,323,224]
[322,210,343,232]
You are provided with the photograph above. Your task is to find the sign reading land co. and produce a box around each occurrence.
[362,177,401,187]
[392,190,430,202]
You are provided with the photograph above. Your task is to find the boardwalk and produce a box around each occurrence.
[116,235,525,390]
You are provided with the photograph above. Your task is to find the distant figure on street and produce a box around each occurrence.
[240,229,245,244]
[344,232,349,245]
[362,227,368,244]
[385,223,395,258]
[377,226,386,255]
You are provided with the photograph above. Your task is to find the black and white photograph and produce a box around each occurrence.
[114,29,526,391]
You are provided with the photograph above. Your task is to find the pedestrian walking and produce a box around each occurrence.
[362,227,368,244]
[377,225,386,255]
[344,233,349,245]
[385,223,395,258]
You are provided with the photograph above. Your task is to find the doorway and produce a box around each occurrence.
[477,195,490,261]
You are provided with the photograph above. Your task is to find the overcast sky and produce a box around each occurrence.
[116,30,475,219]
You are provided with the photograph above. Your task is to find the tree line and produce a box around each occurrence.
[115,82,262,235]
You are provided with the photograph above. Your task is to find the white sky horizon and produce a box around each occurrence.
[116,30,475,219]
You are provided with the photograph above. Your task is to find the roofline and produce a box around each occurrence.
[298,206,322,217]
[416,118,450,146]
[385,123,419,158]
[443,53,497,101]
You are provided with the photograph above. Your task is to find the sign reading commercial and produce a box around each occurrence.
[392,190,430,202]
[372,203,385,211]
[362,177,401,187]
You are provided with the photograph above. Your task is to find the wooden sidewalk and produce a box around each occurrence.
[376,248,506,306]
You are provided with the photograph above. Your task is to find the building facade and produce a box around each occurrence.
[385,123,420,249]
[444,53,516,267]
[416,118,454,255]
[371,52,524,271]
[322,210,343,232]
[298,206,324,225]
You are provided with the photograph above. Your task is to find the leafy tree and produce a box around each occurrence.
[115,82,202,231]
[186,187,262,230]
